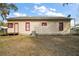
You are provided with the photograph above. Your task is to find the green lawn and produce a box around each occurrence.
[0,30,4,35]
[0,35,79,56]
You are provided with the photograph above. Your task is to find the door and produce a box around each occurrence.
[14,23,19,33]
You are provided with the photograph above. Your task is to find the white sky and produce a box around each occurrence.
[1,0,79,3]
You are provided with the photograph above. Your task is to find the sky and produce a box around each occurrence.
[0,3,79,26]
[7,3,79,18]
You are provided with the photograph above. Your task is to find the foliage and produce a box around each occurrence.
[0,30,4,35]
[0,3,18,21]
[62,3,69,6]
[0,21,7,26]
[67,14,71,17]
[62,3,71,17]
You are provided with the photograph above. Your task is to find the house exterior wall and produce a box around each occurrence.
[7,20,70,35]
[7,22,15,33]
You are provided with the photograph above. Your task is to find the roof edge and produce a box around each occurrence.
[7,16,72,21]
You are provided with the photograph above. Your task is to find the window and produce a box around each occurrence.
[59,22,63,31]
[42,22,47,26]
[8,23,13,28]
[25,22,30,31]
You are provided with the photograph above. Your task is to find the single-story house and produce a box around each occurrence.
[7,16,71,35]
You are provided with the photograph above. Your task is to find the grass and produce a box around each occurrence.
[0,30,4,35]
[0,35,79,56]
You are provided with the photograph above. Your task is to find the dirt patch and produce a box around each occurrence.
[0,35,79,56]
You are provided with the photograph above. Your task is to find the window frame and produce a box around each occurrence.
[8,23,13,28]
[59,22,64,31]
[42,22,47,26]
[25,22,30,31]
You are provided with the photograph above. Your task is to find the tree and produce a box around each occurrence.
[0,3,18,21]
[67,14,71,17]
[62,3,69,6]
[62,3,72,17]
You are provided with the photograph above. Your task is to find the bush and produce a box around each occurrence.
[71,27,79,35]
[0,28,7,36]
[0,30,4,35]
